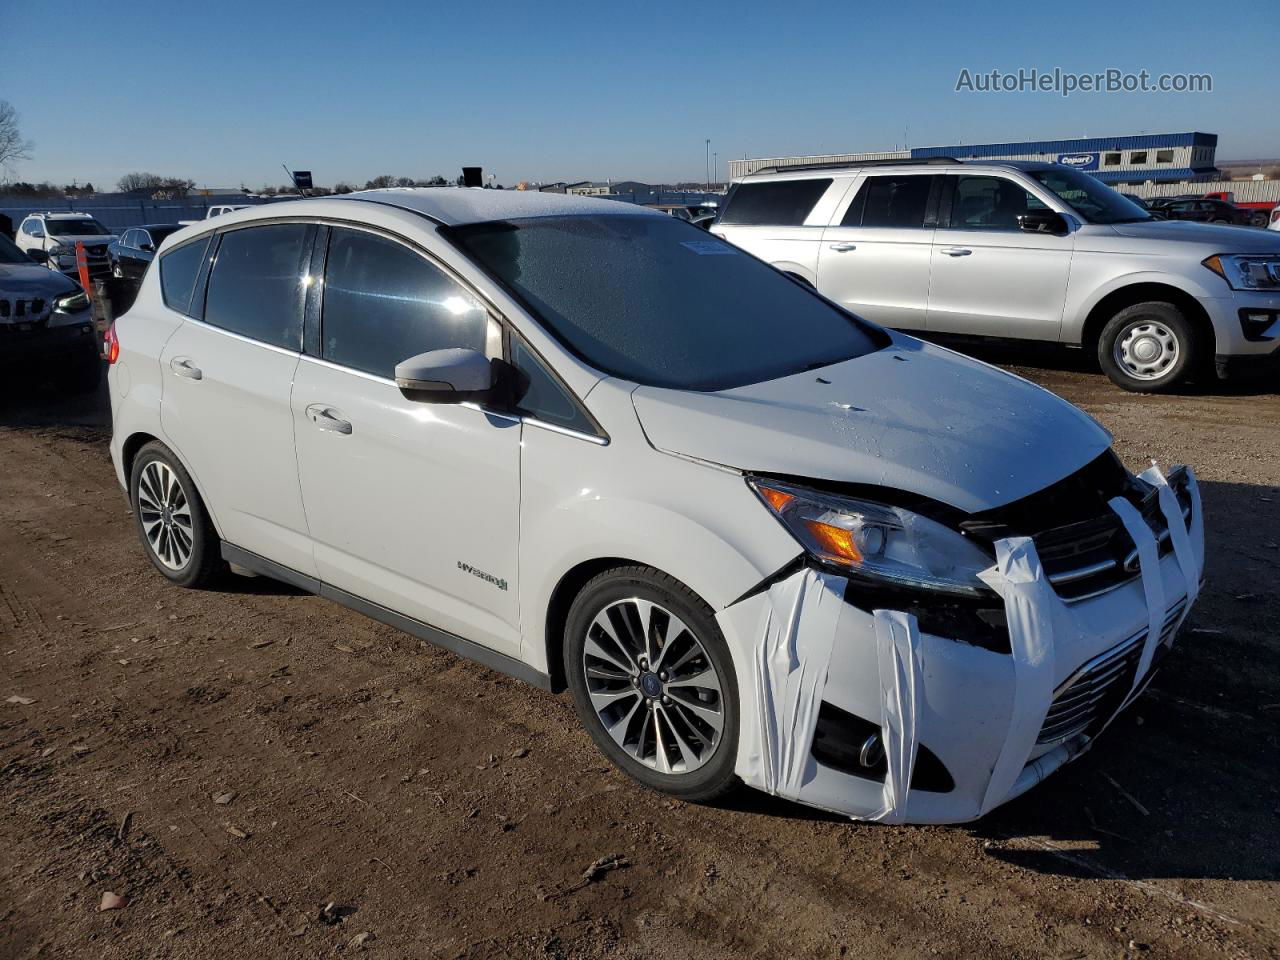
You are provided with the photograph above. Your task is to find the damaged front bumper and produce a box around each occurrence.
[716,465,1205,824]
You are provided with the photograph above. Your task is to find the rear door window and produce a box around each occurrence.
[851,175,934,229]
[159,236,212,315]
[719,178,832,226]
[320,227,489,378]
[203,224,311,350]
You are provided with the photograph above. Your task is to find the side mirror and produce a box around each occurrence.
[28,248,49,264]
[140,242,154,252]
[1018,211,1070,235]
[394,348,493,402]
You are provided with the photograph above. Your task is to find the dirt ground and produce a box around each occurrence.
[2,345,1277,960]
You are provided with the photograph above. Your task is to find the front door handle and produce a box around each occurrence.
[828,242,857,252]
[305,404,352,435]
[170,357,202,380]
[939,246,972,257]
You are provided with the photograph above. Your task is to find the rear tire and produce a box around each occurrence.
[1097,302,1200,393]
[564,565,739,803]
[129,441,223,588]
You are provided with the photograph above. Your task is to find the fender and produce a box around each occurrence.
[1065,268,1218,345]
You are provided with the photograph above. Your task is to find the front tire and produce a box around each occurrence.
[564,566,739,803]
[129,442,222,587]
[1097,302,1200,393]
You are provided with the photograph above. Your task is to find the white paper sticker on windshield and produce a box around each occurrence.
[680,240,738,255]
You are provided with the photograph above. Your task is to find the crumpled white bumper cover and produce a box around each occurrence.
[716,464,1205,824]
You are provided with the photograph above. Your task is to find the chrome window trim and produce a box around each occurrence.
[185,316,303,359]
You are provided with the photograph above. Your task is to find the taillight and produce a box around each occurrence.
[103,322,120,364]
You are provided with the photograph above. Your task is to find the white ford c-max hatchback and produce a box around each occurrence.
[107,189,1204,823]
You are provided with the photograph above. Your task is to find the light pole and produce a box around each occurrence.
[705,139,711,189]
[712,151,718,188]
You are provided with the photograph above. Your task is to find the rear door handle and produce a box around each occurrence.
[939,247,972,257]
[305,404,352,435]
[828,242,857,252]
[170,357,202,380]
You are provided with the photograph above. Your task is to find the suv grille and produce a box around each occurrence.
[1037,596,1186,746]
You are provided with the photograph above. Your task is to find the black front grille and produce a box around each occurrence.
[0,298,48,319]
[963,454,1194,602]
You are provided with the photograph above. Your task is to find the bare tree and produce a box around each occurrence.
[117,172,195,197]
[0,100,33,172]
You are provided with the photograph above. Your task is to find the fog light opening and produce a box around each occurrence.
[858,733,885,769]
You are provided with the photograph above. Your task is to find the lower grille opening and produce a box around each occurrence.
[811,701,955,793]
[1037,596,1186,746]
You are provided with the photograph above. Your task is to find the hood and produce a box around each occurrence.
[631,337,1112,514]
[0,261,79,298]
[1109,218,1280,252]
[47,233,115,245]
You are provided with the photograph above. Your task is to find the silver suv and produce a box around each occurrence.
[711,159,1280,391]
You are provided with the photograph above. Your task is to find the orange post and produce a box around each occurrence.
[75,240,92,293]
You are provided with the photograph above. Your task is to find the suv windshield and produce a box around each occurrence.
[45,218,111,237]
[1028,168,1153,224]
[449,215,885,390]
[0,233,32,264]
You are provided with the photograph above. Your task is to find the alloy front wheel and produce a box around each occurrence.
[583,597,726,775]
[565,566,739,801]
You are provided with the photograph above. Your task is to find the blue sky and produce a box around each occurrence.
[2,0,1274,189]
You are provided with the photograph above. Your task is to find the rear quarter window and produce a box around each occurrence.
[158,236,212,315]
[719,178,832,226]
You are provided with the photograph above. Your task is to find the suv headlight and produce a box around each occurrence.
[53,290,90,313]
[1203,254,1280,291]
[750,479,993,597]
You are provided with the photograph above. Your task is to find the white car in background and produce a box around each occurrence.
[1269,206,1280,231]
[15,211,118,280]
[106,189,1203,824]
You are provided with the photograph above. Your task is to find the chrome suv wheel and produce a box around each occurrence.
[128,441,222,587]
[565,567,739,801]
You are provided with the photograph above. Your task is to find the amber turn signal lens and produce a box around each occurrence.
[759,487,794,513]
[803,520,863,565]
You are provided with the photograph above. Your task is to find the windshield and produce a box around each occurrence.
[0,232,32,264]
[449,215,885,390]
[46,218,111,237]
[1029,168,1153,224]
[148,226,182,244]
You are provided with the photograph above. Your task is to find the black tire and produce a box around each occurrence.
[564,565,739,803]
[129,441,223,588]
[1097,301,1200,393]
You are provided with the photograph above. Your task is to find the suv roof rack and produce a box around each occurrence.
[747,156,961,176]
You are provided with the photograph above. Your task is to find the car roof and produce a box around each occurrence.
[326,187,663,226]
[737,158,1064,182]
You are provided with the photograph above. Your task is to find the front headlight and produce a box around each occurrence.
[750,479,993,597]
[1203,254,1280,291]
[53,290,90,313]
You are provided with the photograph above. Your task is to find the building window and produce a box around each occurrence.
[1104,152,1122,166]
[1130,151,1148,164]
[1156,150,1175,164]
